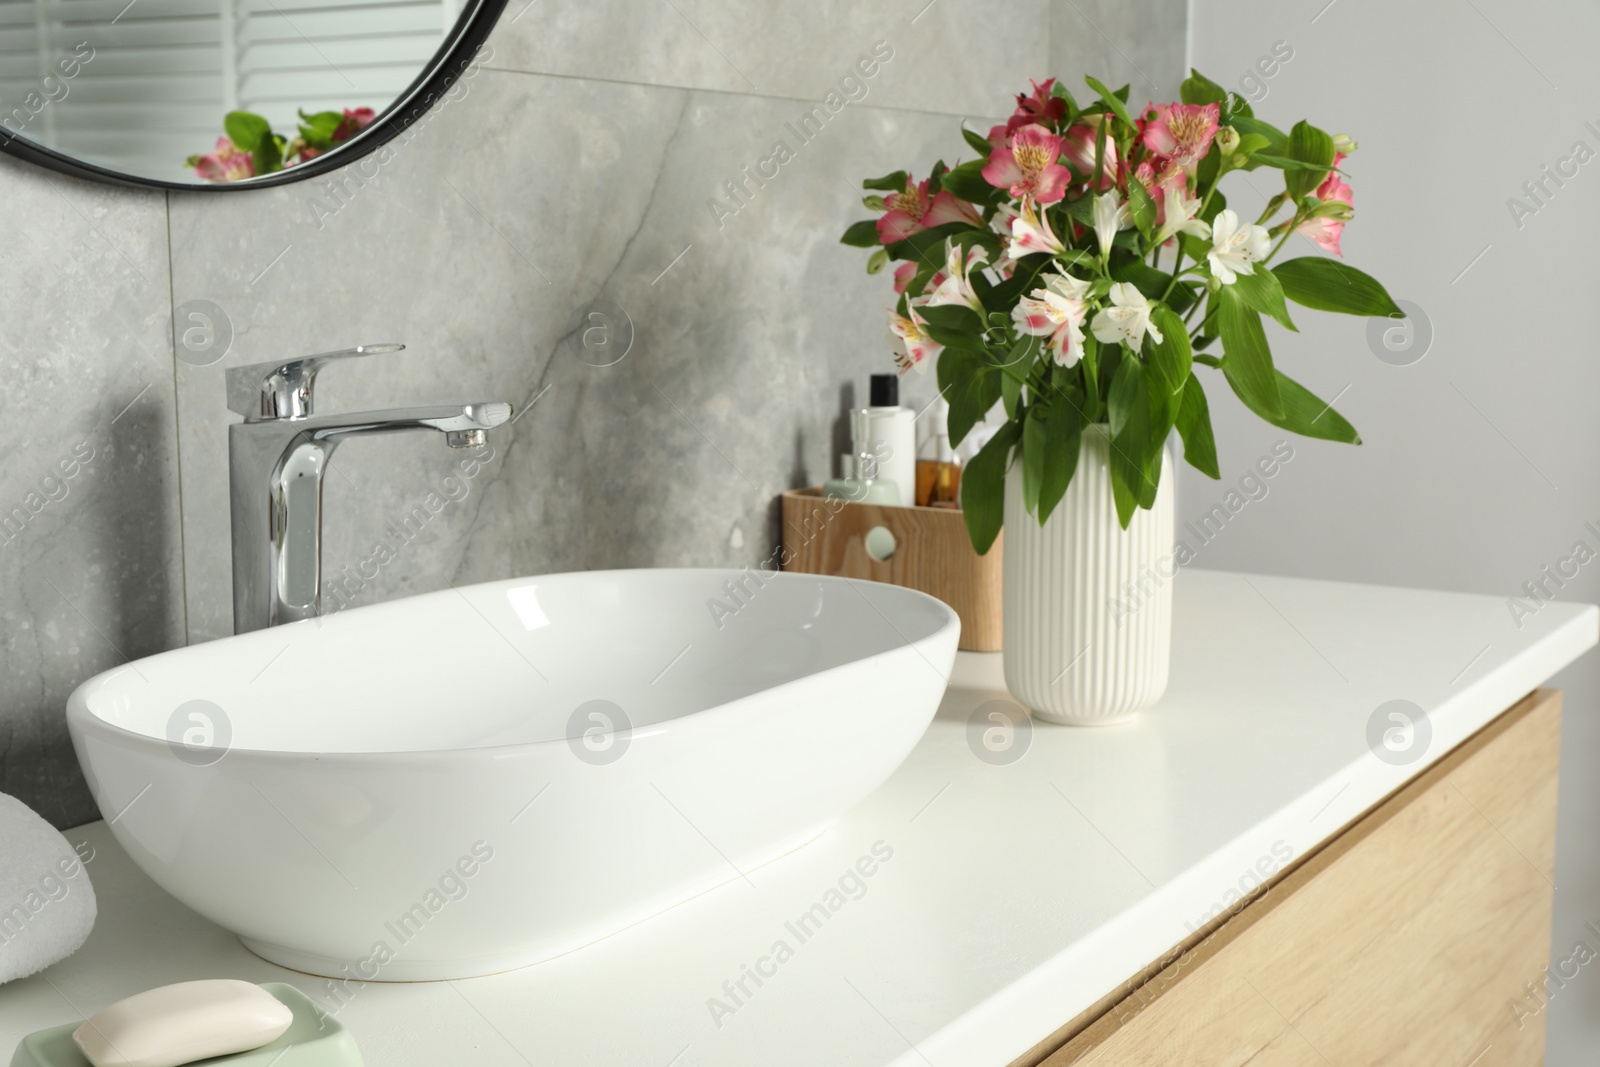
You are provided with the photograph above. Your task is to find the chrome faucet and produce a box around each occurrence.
[226,344,512,634]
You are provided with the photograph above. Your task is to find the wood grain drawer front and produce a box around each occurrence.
[1041,689,1562,1067]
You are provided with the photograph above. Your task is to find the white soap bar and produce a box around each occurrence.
[72,980,292,1067]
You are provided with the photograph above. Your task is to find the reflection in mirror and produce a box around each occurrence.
[0,0,466,185]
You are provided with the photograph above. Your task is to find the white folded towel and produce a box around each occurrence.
[0,792,96,983]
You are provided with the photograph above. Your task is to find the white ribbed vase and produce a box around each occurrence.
[1002,426,1175,725]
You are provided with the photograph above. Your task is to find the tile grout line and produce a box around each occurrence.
[475,64,1010,126]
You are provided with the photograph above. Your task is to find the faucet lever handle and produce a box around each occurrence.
[225,343,405,421]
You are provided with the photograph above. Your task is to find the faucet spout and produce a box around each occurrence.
[292,402,513,446]
[228,355,516,634]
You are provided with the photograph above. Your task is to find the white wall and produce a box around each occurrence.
[1188,0,1600,1056]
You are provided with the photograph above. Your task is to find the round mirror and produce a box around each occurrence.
[0,0,505,190]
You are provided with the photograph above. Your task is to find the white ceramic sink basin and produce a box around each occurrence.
[67,569,957,980]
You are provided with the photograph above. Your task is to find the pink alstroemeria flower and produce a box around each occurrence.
[191,136,255,183]
[335,107,376,141]
[1141,103,1221,169]
[297,107,379,163]
[876,177,983,244]
[983,125,1070,204]
[1133,160,1188,227]
[987,78,1068,144]
[1061,116,1118,187]
[892,262,918,294]
[888,307,942,376]
[1296,154,1353,256]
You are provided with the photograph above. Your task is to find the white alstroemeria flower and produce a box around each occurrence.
[1001,199,1065,265]
[1093,192,1131,257]
[1207,209,1272,284]
[1154,187,1211,245]
[925,239,989,314]
[887,306,941,376]
[1011,270,1092,367]
[989,201,1020,238]
[1091,282,1164,349]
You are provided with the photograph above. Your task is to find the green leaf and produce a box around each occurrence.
[940,159,1001,205]
[1146,307,1192,401]
[1217,287,1283,417]
[862,170,908,192]
[1032,402,1083,525]
[938,348,1003,446]
[1062,194,1097,226]
[1138,445,1164,510]
[1285,120,1335,199]
[1108,368,1156,528]
[1273,258,1403,317]
[961,125,993,156]
[1231,115,1287,156]
[1253,153,1339,174]
[1001,365,1022,420]
[840,219,880,248]
[1127,175,1157,240]
[296,108,343,147]
[1107,355,1140,437]
[1109,445,1138,527]
[961,422,1019,555]
[1112,260,1197,315]
[1002,333,1041,376]
[883,221,987,265]
[1021,407,1045,518]
[253,134,284,175]
[1234,133,1272,158]
[1196,139,1223,188]
[921,323,986,354]
[1084,75,1136,130]
[1180,69,1227,106]
[916,302,984,333]
[1231,269,1296,331]
[1227,370,1361,444]
[1175,374,1221,478]
[224,111,271,151]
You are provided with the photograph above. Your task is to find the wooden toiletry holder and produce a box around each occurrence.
[778,488,1003,652]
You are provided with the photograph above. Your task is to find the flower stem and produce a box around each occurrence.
[1263,215,1302,266]
[1255,192,1288,226]
[1159,250,1190,302]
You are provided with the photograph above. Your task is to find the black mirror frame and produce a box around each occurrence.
[0,0,509,192]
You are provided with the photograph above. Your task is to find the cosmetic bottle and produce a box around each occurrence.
[916,397,962,507]
[823,411,900,504]
[861,374,916,506]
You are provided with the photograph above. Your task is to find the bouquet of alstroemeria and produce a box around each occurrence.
[841,71,1401,553]
[187,107,376,182]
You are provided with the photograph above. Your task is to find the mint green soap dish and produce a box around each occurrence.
[10,982,361,1067]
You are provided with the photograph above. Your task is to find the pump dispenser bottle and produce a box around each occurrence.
[861,374,916,506]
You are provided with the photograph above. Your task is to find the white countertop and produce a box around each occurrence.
[5,570,1595,1067]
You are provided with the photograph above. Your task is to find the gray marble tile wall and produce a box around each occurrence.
[0,163,184,828]
[0,0,1187,827]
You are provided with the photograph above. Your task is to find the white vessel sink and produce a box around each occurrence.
[67,569,958,980]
